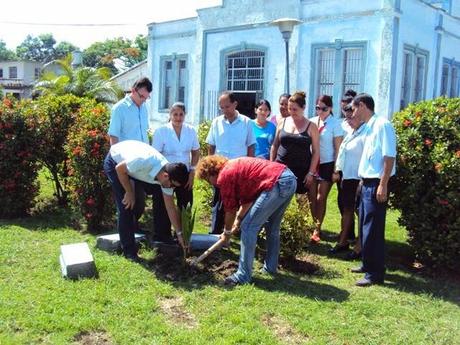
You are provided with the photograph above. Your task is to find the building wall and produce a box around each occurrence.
[0,61,42,99]
[111,61,148,93]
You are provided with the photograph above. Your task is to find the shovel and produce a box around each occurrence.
[190,229,237,266]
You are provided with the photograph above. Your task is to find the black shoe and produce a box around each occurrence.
[346,251,361,261]
[355,277,383,287]
[223,276,241,287]
[350,266,365,273]
[125,254,141,263]
[329,243,349,254]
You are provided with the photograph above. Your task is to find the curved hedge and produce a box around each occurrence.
[392,97,460,269]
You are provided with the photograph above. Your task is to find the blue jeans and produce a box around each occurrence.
[359,179,387,282]
[232,169,297,284]
[103,153,146,257]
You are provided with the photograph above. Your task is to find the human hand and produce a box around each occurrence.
[176,232,186,250]
[220,230,232,245]
[376,184,388,203]
[122,191,135,210]
[332,172,340,183]
[303,174,314,188]
[184,171,195,190]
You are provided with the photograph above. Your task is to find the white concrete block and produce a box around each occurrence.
[96,233,146,252]
[190,234,220,250]
[60,242,96,279]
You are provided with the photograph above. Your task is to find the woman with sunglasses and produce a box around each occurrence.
[309,95,344,243]
[151,102,200,243]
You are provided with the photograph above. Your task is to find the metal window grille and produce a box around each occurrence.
[401,52,413,109]
[441,63,449,96]
[342,48,363,94]
[0,68,3,78]
[414,55,426,102]
[9,66,17,79]
[316,48,335,96]
[226,50,264,92]
[450,66,458,97]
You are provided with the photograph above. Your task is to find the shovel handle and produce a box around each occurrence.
[192,237,227,265]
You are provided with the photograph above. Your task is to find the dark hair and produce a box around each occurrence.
[343,104,353,112]
[316,94,333,108]
[341,95,354,105]
[255,99,271,112]
[289,91,307,108]
[170,102,186,113]
[343,89,357,98]
[220,91,237,103]
[133,77,153,93]
[279,93,291,101]
[164,162,189,187]
[352,93,375,112]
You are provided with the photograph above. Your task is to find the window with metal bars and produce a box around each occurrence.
[311,41,365,115]
[400,45,429,109]
[441,58,460,98]
[225,50,265,93]
[159,55,188,110]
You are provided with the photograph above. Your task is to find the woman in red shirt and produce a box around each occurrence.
[196,155,297,285]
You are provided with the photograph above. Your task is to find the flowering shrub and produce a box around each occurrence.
[196,121,213,217]
[392,97,460,270]
[33,94,88,205]
[0,97,40,217]
[65,101,115,232]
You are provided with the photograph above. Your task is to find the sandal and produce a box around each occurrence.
[310,231,321,244]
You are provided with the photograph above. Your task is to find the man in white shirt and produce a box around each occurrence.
[351,93,397,286]
[103,140,189,261]
[206,91,256,234]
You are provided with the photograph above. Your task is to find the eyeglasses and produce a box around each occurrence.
[135,89,150,100]
[315,106,329,112]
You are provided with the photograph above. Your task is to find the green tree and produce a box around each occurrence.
[16,34,56,62]
[82,36,147,74]
[35,54,123,104]
[0,40,17,61]
[54,41,79,60]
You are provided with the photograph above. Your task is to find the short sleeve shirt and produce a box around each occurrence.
[108,95,150,144]
[358,114,397,178]
[206,112,256,159]
[109,140,173,195]
[217,157,286,211]
[152,123,199,169]
[251,120,277,159]
[310,114,344,164]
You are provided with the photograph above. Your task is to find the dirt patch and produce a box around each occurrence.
[159,296,198,329]
[147,249,239,284]
[279,253,320,275]
[261,313,309,345]
[73,331,113,345]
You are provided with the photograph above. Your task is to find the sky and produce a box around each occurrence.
[0,0,222,50]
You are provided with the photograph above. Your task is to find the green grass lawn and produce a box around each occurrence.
[1,179,459,345]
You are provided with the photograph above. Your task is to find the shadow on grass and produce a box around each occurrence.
[0,207,77,231]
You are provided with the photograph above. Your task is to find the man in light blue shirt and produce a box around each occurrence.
[108,77,151,145]
[351,93,397,287]
[103,140,189,261]
[206,91,256,233]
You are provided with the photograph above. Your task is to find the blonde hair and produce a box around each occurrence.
[196,155,229,181]
[289,91,307,108]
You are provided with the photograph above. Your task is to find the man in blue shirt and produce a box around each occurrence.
[206,91,256,234]
[351,93,396,287]
[103,140,189,261]
[108,77,152,234]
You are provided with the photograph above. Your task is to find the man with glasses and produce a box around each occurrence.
[108,77,152,235]
[104,140,189,262]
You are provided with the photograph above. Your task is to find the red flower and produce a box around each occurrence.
[88,130,98,138]
[456,151,460,158]
[434,163,443,173]
[86,197,96,207]
[403,119,412,127]
[2,98,12,108]
[424,139,433,147]
[438,199,449,206]
[85,212,93,219]
[72,146,82,156]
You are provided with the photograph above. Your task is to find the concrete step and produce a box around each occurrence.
[60,242,96,280]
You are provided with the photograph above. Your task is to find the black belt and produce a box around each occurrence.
[362,178,380,184]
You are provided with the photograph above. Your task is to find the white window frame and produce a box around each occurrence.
[400,44,429,109]
[310,40,366,115]
[158,54,188,111]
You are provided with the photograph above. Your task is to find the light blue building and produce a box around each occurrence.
[147,0,460,126]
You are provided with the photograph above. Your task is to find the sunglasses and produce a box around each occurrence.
[315,106,329,112]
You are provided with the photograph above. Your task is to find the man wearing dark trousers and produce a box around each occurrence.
[103,140,188,261]
[351,93,396,287]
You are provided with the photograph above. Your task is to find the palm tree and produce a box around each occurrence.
[35,54,124,103]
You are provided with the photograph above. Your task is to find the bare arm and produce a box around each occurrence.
[376,156,395,203]
[185,149,200,190]
[309,123,320,175]
[270,126,281,161]
[110,135,119,146]
[333,136,343,163]
[163,193,185,248]
[115,161,134,209]
[208,145,216,156]
[247,144,255,157]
